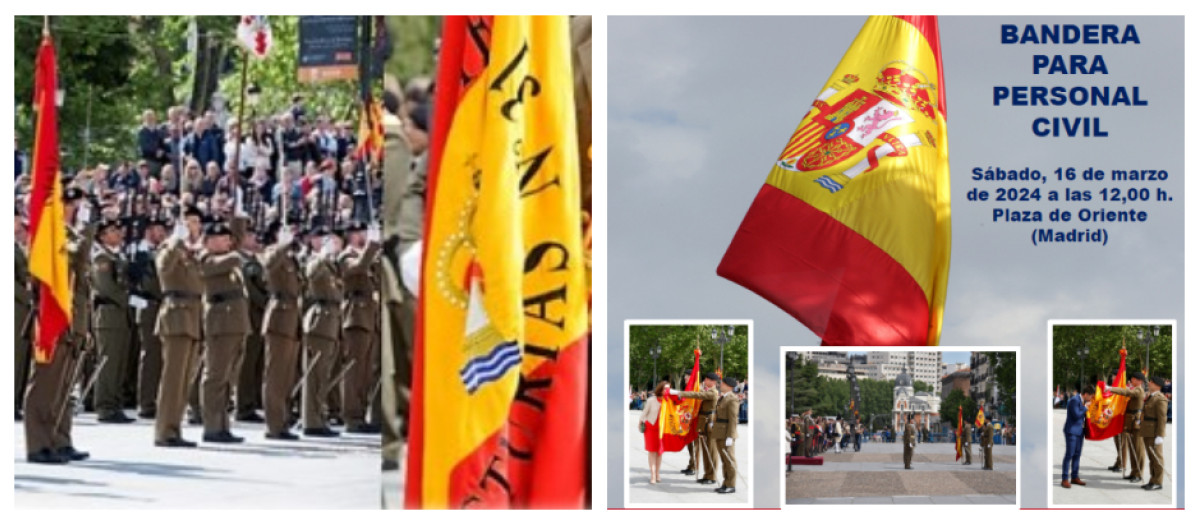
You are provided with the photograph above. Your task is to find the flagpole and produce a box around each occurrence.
[231,47,249,200]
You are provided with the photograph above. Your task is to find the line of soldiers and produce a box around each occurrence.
[18,185,382,463]
[1105,372,1169,491]
[783,410,998,472]
[671,373,742,495]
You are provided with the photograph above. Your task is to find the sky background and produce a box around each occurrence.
[608,16,1183,508]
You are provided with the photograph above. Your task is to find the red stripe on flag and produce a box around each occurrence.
[407,15,493,508]
[716,184,929,346]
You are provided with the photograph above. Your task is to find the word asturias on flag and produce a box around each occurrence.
[717,16,950,346]
[407,15,587,510]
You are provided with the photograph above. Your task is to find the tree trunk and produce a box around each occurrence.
[190,24,225,115]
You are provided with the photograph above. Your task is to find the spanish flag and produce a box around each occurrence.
[1086,347,1129,441]
[975,406,985,428]
[658,348,703,452]
[407,16,587,509]
[717,16,950,346]
[27,33,71,364]
[354,99,384,163]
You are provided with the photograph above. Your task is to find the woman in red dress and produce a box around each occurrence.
[640,380,680,484]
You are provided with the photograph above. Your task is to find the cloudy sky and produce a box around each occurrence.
[607,16,1183,508]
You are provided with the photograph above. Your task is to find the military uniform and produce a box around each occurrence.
[198,243,251,441]
[236,248,268,419]
[91,233,134,422]
[980,421,994,470]
[961,424,973,465]
[339,239,381,430]
[903,420,917,469]
[302,250,343,434]
[802,414,816,457]
[1109,383,1147,481]
[678,385,719,482]
[260,239,303,438]
[16,242,34,418]
[153,237,204,446]
[24,221,95,462]
[1142,387,1168,488]
[132,238,164,417]
[710,389,741,491]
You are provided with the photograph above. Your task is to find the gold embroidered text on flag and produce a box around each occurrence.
[406,15,586,509]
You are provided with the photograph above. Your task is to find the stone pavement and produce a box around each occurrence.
[784,440,1016,505]
[1050,409,1174,506]
[626,412,750,506]
[15,414,380,509]
[382,445,404,509]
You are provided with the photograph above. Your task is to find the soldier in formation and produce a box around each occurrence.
[18,156,384,461]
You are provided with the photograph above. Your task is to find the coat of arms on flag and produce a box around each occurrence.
[777,64,936,193]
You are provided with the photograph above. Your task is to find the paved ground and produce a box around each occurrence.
[1050,409,1174,506]
[382,445,404,509]
[626,412,750,506]
[784,440,1016,505]
[15,414,380,509]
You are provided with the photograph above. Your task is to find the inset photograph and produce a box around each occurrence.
[15,15,386,508]
[781,348,1017,505]
[1049,321,1175,507]
[624,321,752,508]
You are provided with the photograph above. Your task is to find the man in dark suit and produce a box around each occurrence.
[1061,386,1095,488]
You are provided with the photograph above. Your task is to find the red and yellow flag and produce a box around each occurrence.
[657,348,703,452]
[27,34,71,364]
[955,406,962,461]
[975,406,985,428]
[354,99,384,163]
[407,15,587,509]
[717,16,950,346]
[1086,347,1129,441]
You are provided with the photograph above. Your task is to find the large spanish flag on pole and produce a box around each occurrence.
[27,32,72,364]
[407,15,587,509]
[1086,347,1129,441]
[717,16,950,346]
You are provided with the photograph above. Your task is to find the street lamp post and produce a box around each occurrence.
[1078,343,1090,392]
[650,344,661,389]
[711,325,733,381]
[1139,326,1159,377]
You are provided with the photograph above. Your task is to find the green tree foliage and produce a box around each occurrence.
[939,389,977,428]
[16,16,141,168]
[627,324,748,392]
[386,16,439,83]
[782,356,899,430]
[15,16,427,169]
[1052,324,1172,396]
[784,354,819,416]
[913,380,934,394]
